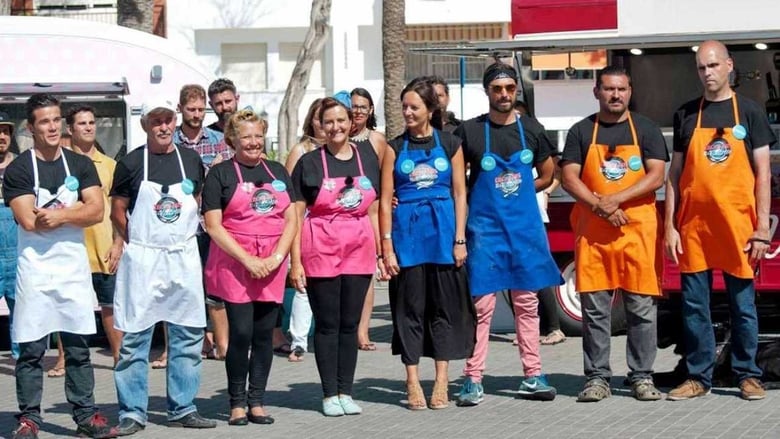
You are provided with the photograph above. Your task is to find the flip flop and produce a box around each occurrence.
[358,342,376,351]
[47,366,65,378]
[288,347,305,363]
[273,343,292,355]
[151,357,168,369]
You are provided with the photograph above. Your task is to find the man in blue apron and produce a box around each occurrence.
[3,94,117,439]
[110,99,214,435]
[0,111,19,361]
[454,63,563,405]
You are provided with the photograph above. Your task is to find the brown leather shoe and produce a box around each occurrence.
[739,377,766,400]
[667,379,709,401]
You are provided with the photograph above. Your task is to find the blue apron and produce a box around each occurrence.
[465,117,562,296]
[392,130,456,267]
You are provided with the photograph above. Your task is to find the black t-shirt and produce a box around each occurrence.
[110,146,205,213]
[455,114,554,188]
[206,122,223,133]
[3,148,100,206]
[201,159,297,212]
[388,130,461,159]
[673,94,777,153]
[561,113,669,166]
[292,141,381,205]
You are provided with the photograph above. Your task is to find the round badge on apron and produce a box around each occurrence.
[520,149,533,165]
[64,175,79,191]
[434,157,449,172]
[181,178,195,195]
[481,156,496,171]
[732,124,747,140]
[358,176,373,190]
[271,179,287,192]
[628,155,642,171]
[401,159,415,174]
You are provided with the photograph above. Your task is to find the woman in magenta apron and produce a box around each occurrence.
[202,110,297,426]
[290,97,382,417]
[380,78,475,410]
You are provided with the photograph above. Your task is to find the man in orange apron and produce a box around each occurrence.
[665,40,776,401]
[561,66,668,402]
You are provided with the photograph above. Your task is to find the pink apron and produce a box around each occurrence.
[204,159,291,303]
[301,145,377,277]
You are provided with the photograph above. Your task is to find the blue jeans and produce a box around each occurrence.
[681,270,762,388]
[114,323,204,424]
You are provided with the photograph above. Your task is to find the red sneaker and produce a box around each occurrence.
[76,413,119,438]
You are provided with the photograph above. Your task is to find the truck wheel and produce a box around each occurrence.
[554,260,628,336]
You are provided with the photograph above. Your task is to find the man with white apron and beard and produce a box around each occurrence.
[110,100,214,435]
[3,94,117,439]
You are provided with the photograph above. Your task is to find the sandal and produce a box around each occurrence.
[358,342,376,351]
[406,381,427,410]
[288,346,305,363]
[47,366,65,378]
[429,380,449,410]
[631,378,662,401]
[151,353,168,369]
[577,379,611,402]
[540,329,566,346]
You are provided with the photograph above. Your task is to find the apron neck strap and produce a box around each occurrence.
[484,115,526,155]
[232,158,277,184]
[696,94,740,128]
[402,129,442,152]
[320,143,364,180]
[31,148,70,188]
[592,112,638,153]
[144,146,186,182]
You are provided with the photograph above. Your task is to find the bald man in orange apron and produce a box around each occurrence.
[562,66,668,402]
[665,40,776,401]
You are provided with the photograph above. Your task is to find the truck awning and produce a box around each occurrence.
[410,30,780,57]
[0,81,129,98]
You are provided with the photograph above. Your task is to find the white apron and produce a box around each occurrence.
[13,152,96,343]
[113,147,205,332]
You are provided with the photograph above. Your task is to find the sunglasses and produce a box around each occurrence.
[489,84,517,94]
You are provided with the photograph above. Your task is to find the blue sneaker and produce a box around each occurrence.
[338,395,363,415]
[456,377,484,407]
[322,396,345,417]
[517,375,556,401]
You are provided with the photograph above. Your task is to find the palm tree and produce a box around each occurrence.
[117,0,154,34]
[0,0,11,15]
[277,0,332,155]
[382,0,405,139]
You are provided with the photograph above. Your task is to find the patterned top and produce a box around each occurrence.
[173,126,232,173]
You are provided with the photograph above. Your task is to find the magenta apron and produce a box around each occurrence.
[301,145,377,277]
[204,159,291,303]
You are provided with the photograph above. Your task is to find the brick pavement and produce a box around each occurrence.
[0,284,778,439]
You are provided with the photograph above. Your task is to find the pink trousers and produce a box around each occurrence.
[462,290,541,381]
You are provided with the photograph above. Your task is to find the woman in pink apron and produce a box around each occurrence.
[290,97,383,417]
[202,110,298,426]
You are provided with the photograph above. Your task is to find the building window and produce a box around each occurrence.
[405,52,489,84]
[221,43,267,92]
[278,42,323,90]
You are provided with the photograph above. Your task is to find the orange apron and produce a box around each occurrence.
[570,112,662,295]
[677,95,756,278]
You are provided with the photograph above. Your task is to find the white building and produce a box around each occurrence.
[166,0,512,148]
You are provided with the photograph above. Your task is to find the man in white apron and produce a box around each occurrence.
[110,99,214,435]
[3,94,117,439]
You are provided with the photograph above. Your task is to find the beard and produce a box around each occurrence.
[219,111,235,124]
[183,118,202,130]
[489,99,514,114]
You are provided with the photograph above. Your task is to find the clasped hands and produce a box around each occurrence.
[244,255,281,279]
[592,193,627,227]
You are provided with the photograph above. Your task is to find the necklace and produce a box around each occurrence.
[350,128,370,142]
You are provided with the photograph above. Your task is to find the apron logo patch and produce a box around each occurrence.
[494,171,521,197]
[409,163,438,189]
[251,188,277,214]
[154,195,182,223]
[705,138,732,163]
[337,186,363,209]
[601,156,627,181]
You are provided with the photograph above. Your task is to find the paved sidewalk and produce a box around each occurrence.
[0,285,778,439]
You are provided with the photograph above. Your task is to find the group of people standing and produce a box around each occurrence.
[0,38,775,439]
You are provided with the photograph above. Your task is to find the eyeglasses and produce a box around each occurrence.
[352,105,371,114]
[489,84,517,94]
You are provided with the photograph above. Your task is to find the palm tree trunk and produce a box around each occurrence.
[117,0,154,34]
[382,0,406,139]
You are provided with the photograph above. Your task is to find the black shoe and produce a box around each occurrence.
[228,416,248,426]
[247,412,275,425]
[77,413,119,438]
[115,418,145,437]
[168,412,217,429]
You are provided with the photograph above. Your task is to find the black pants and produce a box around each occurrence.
[538,286,561,334]
[224,301,279,409]
[307,275,371,397]
[16,332,97,427]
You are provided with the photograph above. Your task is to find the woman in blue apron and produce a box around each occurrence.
[381,78,476,410]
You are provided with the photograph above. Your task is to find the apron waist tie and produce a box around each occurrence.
[129,234,197,251]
